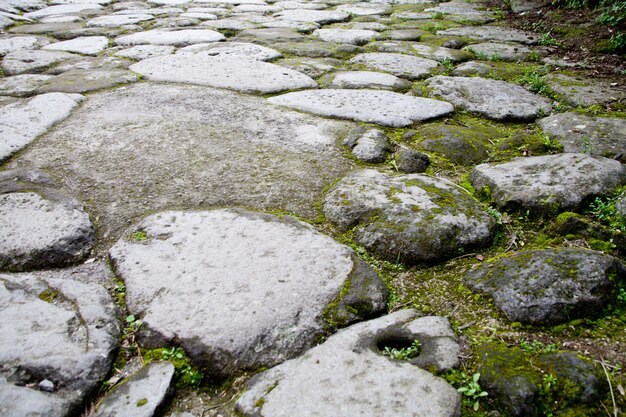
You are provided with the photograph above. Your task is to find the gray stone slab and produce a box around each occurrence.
[463,41,543,61]
[509,0,550,12]
[8,21,83,34]
[114,44,176,60]
[114,28,225,46]
[269,89,453,127]
[0,262,121,410]
[323,169,494,263]
[45,54,132,74]
[201,18,258,30]
[0,376,71,417]
[36,68,139,93]
[348,128,391,163]
[274,9,349,23]
[471,153,626,214]
[235,27,306,43]
[411,44,473,63]
[539,112,626,158]
[236,310,461,417]
[180,11,217,19]
[437,25,540,45]
[176,41,282,61]
[24,3,103,18]
[321,70,411,91]
[545,73,626,108]
[86,13,154,26]
[425,76,552,121]
[130,54,316,93]
[0,35,40,56]
[94,362,175,417]
[276,57,342,77]
[259,19,320,31]
[109,208,387,377]
[43,35,109,55]
[1,49,75,75]
[0,92,81,162]
[335,2,390,15]
[313,28,380,45]
[349,52,439,80]
[0,73,54,97]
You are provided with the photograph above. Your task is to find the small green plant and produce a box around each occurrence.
[589,195,626,232]
[597,1,626,26]
[520,338,559,353]
[130,230,147,241]
[125,314,143,332]
[486,206,504,225]
[381,340,421,360]
[617,287,626,307]
[527,50,541,61]
[608,32,626,53]
[431,11,445,19]
[539,32,562,46]
[162,346,185,360]
[580,135,593,154]
[457,373,489,411]
[542,373,558,390]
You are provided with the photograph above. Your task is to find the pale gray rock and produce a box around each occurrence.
[425,76,552,121]
[130,54,316,93]
[45,54,132,74]
[335,2,390,15]
[24,3,102,18]
[176,41,282,61]
[425,2,496,23]
[411,44,473,63]
[463,42,543,61]
[0,36,40,56]
[233,4,281,13]
[394,147,430,173]
[269,89,453,127]
[313,28,380,45]
[86,13,154,26]
[465,249,626,325]
[276,57,341,77]
[0,14,13,28]
[471,153,626,214]
[415,123,494,165]
[43,36,109,55]
[274,9,349,23]
[545,73,626,108]
[321,70,411,91]
[2,0,47,12]
[8,21,82,35]
[539,112,626,158]
[367,40,415,54]
[386,29,424,41]
[437,25,540,45]
[259,19,320,31]
[38,379,55,392]
[0,73,54,97]
[347,129,391,163]
[109,209,387,377]
[450,60,527,78]
[0,92,81,162]
[180,11,217,19]
[36,68,139,93]
[1,49,75,75]
[114,44,175,60]
[9,83,354,240]
[235,27,306,43]
[350,52,439,80]
[114,28,225,46]
[0,262,121,412]
[274,1,328,10]
[391,11,437,19]
[324,169,494,263]
[201,18,258,30]
[94,362,175,417]
[236,310,461,417]
[39,15,84,23]
[509,0,550,12]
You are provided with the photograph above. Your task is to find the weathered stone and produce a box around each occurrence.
[350,52,439,80]
[335,2,390,15]
[37,68,139,93]
[313,28,380,45]
[42,36,109,55]
[385,29,424,41]
[509,0,549,12]
[114,28,225,46]
[235,27,306,43]
[437,25,540,45]
[94,362,175,417]
[1,49,75,75]
[202,18,258,31]
[46,54,132,74]
[259,19,320,31]
[321,70,411,91]
[347,129,391,163]
[268,89,454,127]
[180,11,218,20]
[545,73,626,108]
[414,123,496,165]
[0,92,81,162]
[394,147,430,173]
[425,76,552,121]
[8,22,82,35]
[176,41,282,61]
[470,153,626,214]
[0,36,42,56]
[324,169,494,263]
[236,311,461,417]
[451,60,530,78]
[276,57,342,77]
[109,209,387,377]
[24,3,102,18]
[86,13,154,26]
[411,44,473,63]
[272,40,340,57]
[0,73,54,97]
[539,112,626,158]
[130,54,316,93]
[464,41,544,61]
[274,9,349,24]
[0,263,121,413]
[114,44,176,60]
[466,248,626,325]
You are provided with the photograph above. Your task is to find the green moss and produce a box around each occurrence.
[38,290,59,303]
[136,398,148,407]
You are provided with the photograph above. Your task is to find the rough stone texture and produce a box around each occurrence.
[545,73,626,108]
[42,36,109,55]
[114,28,225,46]
[276,57,342,77]
[176,41,282,61]
[425,76,552,121]
[323,169,494,263]
[509,0,550,12]
[465,248,626,325]
[470,153,626,214]
[235,27,307,43]
[394,147,430,173]
[451,60,527,78]
[313,28,380,45]
[114,44,176,60]
[414,123,496,165]
[274,9,349,24]
[0,92,82,162]
[345,128,391,163]
[94,362,175,417]
[539,112,626,158]
[1,49,75,75]
[321,70,411,91]
[0,36,41,56]
[411,44,473,63]
[10,82,354,243]
[335,2,390,15]
[236,310,461,417]
[350,52,439,80]
[270,89,453,127]
[464,42,542,61]
[130,54,316,93]
[86,13,154,26]
[36,69,139,93]
[109,209,388,377]
[24,3,102,18]
[436,25,540,45]
[0,262,121,414]
[0,73,54,97]
[202,18,258,31]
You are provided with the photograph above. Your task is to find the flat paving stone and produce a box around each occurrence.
[235,27,307,43]
[179,11,218,19]
[313,28,380,45]
[37,68,139,93]
[86,13,154,26]
[269,89,453,127]
[236,310,461,417]
[177,41,282,61]
[0,92,82,162]
[411,44,473,63]
[130,54,316,93]
[24,3,103,18]
[437,25,540,45]
[545,73,626,108]
[464,42,543,62]
[276,57,342,77]
[425,76,552,121]
[349,52,439,80]
[471,153,626,214]
[321,70,411,91]
[1,49,75,75]
[43,36,109,55]
[259,19,320,31]
[109,208,387,377]
[8,21,83,34]
[114,44,176,60]
[114,28,225,46]
[335,2,390,15]
[274,9,349,23]
[0,36,41,56]
[201,18,258,30]
[0,73,55,97]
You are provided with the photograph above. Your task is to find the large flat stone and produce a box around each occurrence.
[349,52,439,80]
[236,310,461,417]
[0,92,82,162]
[321,70,411,91]
[114,44,176,60]
[42,36,109,55]
[0,36,41,56]
[471,153,626,214]
[1,49,75,75]
[545,73,626,108]
[114,28,225,46]
[24,3,103,18]
[436,25,540,45]
[36,68,139,93]
[274,9,349,24]
[9,83,355,241]
[335,2,390,15]
[313,28,380,45]
[109,209,388,377]
[268,89,453,127]
[176,41,282,61]
[86,13,154,26]
[130,54,316,93]
[0,73,54,97]
[425,76,552,121]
